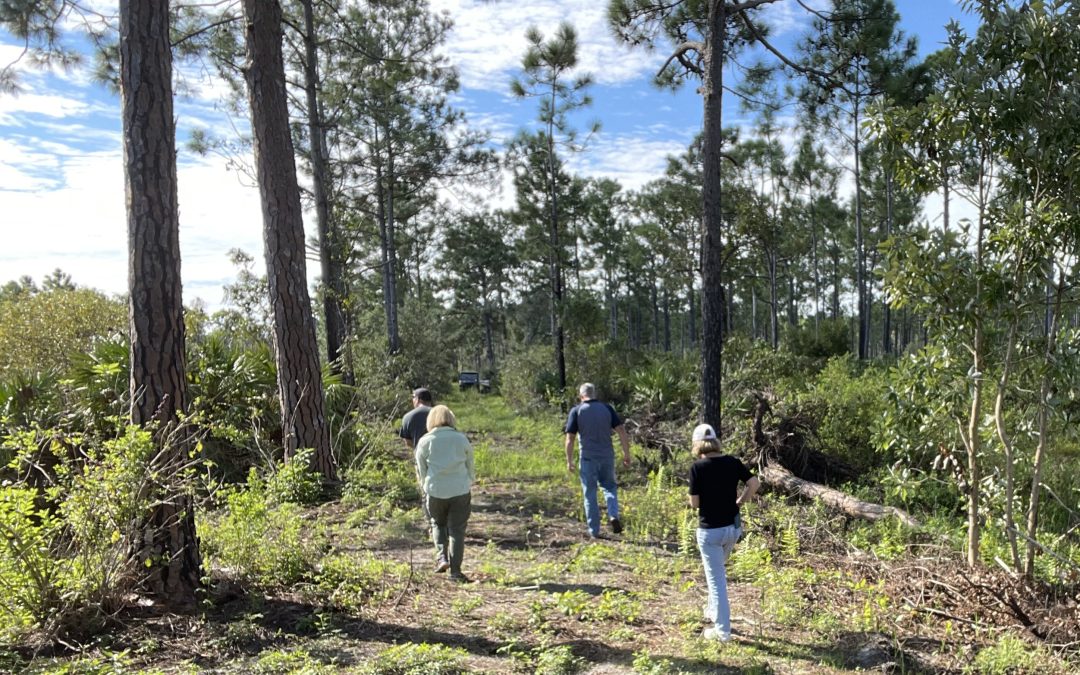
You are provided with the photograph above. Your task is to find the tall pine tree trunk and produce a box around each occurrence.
[854,94,868,360]
[546,128,566,393]
[121,0,200,605]
[243,0,335,481]
[700,0,727,430]
[300,0,348,381]
[386,149,401,354]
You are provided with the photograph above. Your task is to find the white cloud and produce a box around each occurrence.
[0,92,95,125]
[430,0,662,91]
[0,142,268,310]
[570,133,692,190]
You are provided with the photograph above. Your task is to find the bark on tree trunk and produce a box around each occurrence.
[386,149,401,354]
[300,0,349,382]
[759,464,919,529]
[121,0,200,606]
[243,0,335,481]
[699,0,727,430]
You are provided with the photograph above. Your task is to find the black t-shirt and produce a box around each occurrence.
[400,405,431,446]
[688,454,754,529]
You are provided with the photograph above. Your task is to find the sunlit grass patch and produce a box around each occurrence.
[314,552,411,613]
[360,642,470,675]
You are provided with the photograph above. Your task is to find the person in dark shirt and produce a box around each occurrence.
[401,388,434,532]
[400,388,433,450]
[564,383,631,538]
[688,423,760,642]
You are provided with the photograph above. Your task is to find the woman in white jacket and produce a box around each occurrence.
[415,405,475,582]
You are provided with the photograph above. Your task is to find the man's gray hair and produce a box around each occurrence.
[579,382,596,399]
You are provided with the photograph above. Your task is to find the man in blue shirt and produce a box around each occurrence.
[564,383,631,538]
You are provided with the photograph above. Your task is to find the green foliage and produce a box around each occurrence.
[253,649,335,675]
[622,464,688,544]
[533,644,586,675]
[360,642,469,675]
[186,335,278,481]
[0,486,64,640]
[200,470,323,589]
[621,354,697,421]
[266,449,323,506]
[783,319,851,360]
[0,286,125,381]
[0,427,160,642]
[315,552,409,612]
[798,356,887,470]
[969,634,1052,675]
[631,651,682,675]
[500,344,563,413]
[342,455,421,521]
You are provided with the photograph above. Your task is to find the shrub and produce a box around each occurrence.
[620,354,697,422]
[500,344,562,413]
[798,356,887,470]
[200,470,323,588]
[0,287,126,382]
[0,426,164,643]
[266,449,323,506]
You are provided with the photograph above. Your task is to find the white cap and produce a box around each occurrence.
[692,423,717,442]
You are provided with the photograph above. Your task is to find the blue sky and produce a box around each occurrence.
[0,0,978,310]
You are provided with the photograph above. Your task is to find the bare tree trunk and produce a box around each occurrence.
[243,0,335,481]
[883,172,893,356]
[768,251,778,349]
[545,122,566,393]
[121,0,200,605]
[854,93,867,361]
[663,285,672,352]
[1027,266,1063,577]
[992,319,1021,570]
[699,0,727,430]
[386,148,401,354]
[964,168,989,568]
[299,0,348,381]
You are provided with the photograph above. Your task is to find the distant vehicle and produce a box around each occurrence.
[458,371,491,393]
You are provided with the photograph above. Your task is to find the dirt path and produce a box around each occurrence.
[14,398,1076,674]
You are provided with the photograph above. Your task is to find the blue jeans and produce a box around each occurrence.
[579,455,619,535]
[697,524,741,637]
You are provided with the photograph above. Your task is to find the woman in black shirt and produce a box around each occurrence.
[688,423,760,641]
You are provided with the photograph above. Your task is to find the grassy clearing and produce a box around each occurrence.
[9,393,1076,674]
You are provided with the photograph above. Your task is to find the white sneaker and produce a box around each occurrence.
[703,627,730,642]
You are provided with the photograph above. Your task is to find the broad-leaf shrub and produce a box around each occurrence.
[265,449,323,506]
[798,356,886,471]
[0,287,125,382]
[200,469,323,589]
[0,427,160,643]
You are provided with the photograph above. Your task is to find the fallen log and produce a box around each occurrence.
[759,462,920,529]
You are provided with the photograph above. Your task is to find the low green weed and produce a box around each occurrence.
[342,460,420,521]
[727,537,773,584]
[848,576,890,632]
[622,464,686,544]
[360,642,470,675]
[969,634,1052,674]
[533,643,586,675]
[315,553,409,612]
[450,595,483,618]
[631,651,682,675]
[253,648,335,675]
